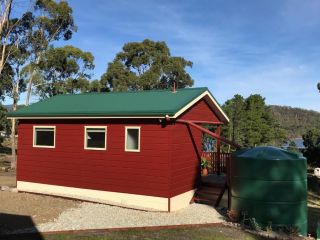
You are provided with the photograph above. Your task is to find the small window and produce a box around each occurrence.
[84,127,106,150]
[33,126,55,148]
[125,127,140,152]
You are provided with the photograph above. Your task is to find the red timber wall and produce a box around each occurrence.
[169,99,221,197]
[17,119,172,198]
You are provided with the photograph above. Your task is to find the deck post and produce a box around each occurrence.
[216,125,221,175]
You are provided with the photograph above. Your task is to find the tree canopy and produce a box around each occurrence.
[222,94,287,147]
[24,0,77,105]
[101,39,194,91]
[0,0,92,168]
[302,129,320,167]
[36,45,94,98]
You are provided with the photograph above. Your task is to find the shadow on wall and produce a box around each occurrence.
[0,213,44,240]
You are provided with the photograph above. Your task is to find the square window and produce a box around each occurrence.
[85,127,106,150]
[125,127,140,152]
[33,127,55,148]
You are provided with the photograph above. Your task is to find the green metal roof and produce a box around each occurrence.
[8,87,226,119]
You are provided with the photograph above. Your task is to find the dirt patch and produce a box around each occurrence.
[0,191,81,233]
[0,170,16,187]
[0,153,13,167]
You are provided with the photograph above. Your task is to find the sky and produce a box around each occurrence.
[12,0,320,111]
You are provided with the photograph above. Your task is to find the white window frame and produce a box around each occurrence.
[33,126,56,148]
[125,126,141,152]
[84,126,107,150]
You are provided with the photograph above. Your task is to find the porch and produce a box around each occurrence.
[175,119,238,209]
[193,152,232,208]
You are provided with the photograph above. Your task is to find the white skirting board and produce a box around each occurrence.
[17,181,195,212]
[170,189,196,211]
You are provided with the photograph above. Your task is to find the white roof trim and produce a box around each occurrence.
[173,90,229,123]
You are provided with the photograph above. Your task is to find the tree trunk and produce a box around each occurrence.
[10,68,19,169]
[10,99,17,169]
[0,0,13,75]
[10,117,16,169]
[25,55,41,105]
[25,75,33,105]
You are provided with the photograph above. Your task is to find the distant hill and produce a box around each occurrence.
[270,105,320,138]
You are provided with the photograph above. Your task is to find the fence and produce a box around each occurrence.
[201,151,231,174]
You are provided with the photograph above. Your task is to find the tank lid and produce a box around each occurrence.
[233,146,306,161]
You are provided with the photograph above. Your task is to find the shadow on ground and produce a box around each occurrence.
[0,213,44,240]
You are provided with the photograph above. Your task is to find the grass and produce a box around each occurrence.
[4,226,270,240]
[308,174,320,236]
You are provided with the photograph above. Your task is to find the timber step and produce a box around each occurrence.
[193,197,215,205]
[201,181,225,188]
[198,186,222,195]
[197,191,219,201]
[193,184,224,205]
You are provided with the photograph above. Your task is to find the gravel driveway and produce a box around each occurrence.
[38,202,225,232]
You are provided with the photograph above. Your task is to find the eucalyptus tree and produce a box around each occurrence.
[88,79,103,92]
[2,12,32,168]
[35,45,94,98]
[101,39,194,91]
[0,0,13,75]
[24,0,76,105]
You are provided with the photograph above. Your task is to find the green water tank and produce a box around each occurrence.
[230,146,307,235]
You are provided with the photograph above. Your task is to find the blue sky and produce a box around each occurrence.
[15,0,320,111]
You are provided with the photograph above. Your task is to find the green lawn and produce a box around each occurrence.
[4,226,270,240]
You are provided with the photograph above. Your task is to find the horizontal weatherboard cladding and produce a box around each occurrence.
[17,119,171,197]
[8,87,214,118]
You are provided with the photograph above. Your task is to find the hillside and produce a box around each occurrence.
[270,105,320,138]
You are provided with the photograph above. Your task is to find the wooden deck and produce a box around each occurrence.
[201,174,226,187]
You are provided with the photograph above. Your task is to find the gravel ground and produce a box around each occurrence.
[0,191,81,233]
[0,171,225,234]
[37,202,225,232]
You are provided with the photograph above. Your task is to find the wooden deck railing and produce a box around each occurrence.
[201,151,231,174]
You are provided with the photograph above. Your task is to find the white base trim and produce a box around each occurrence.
[17,181,168,211]
[170,189,196,211]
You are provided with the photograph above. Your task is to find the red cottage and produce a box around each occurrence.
[8,87,229,211]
